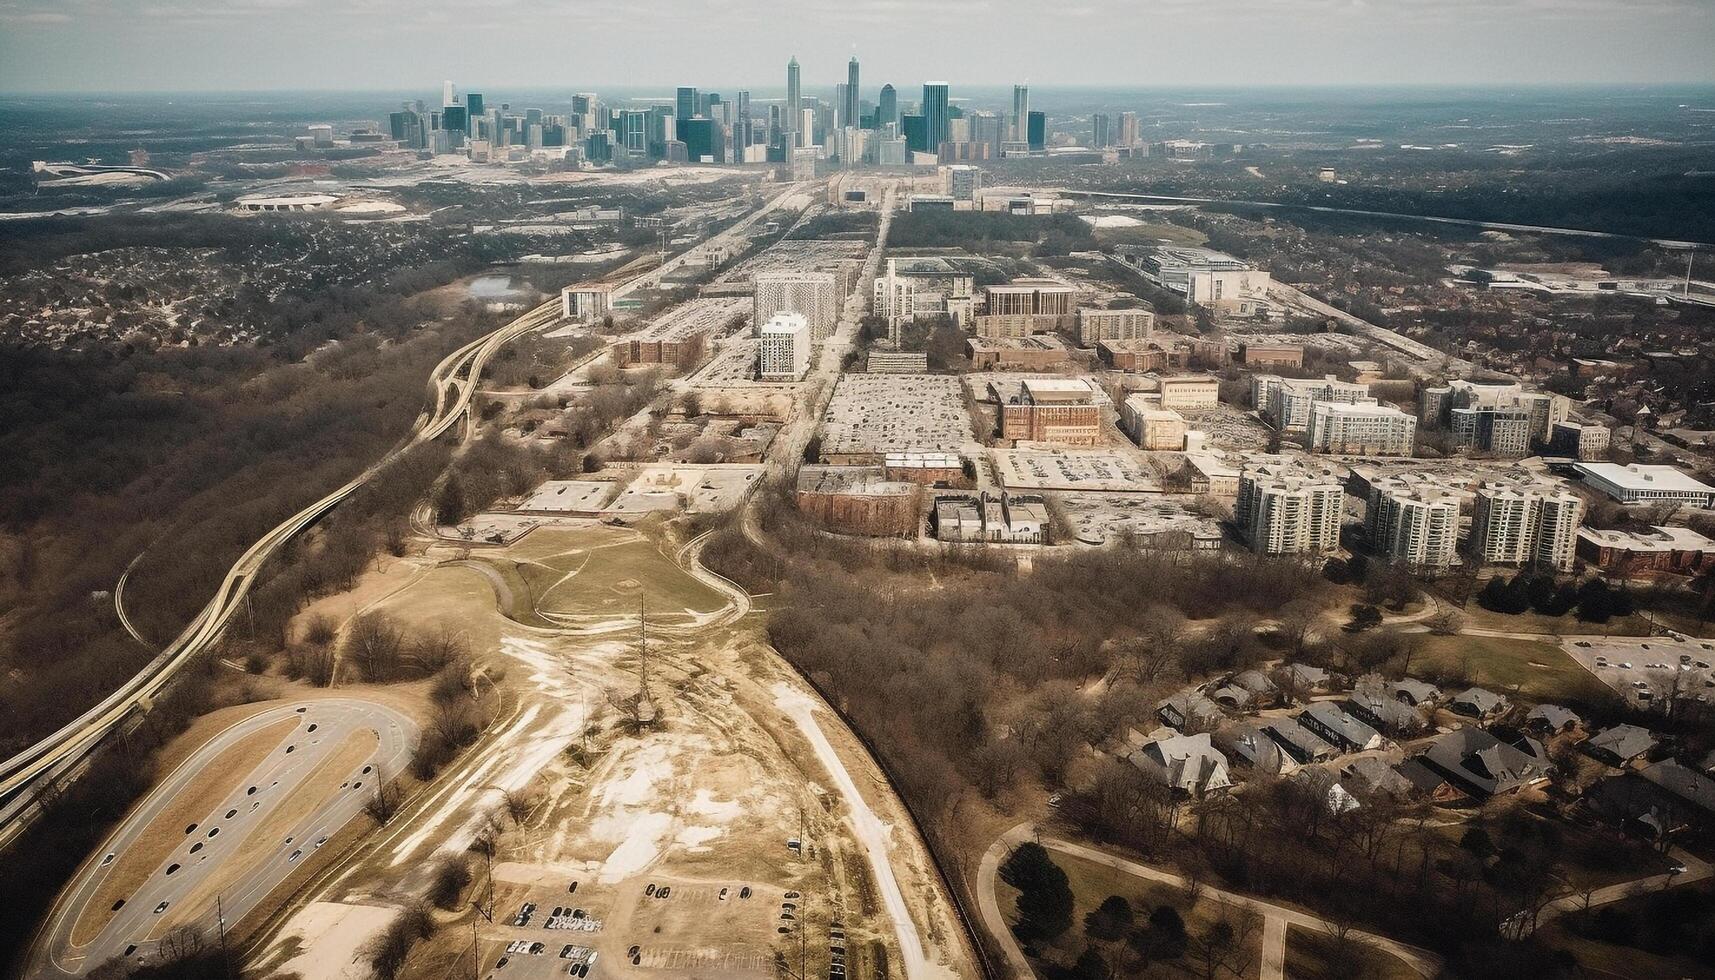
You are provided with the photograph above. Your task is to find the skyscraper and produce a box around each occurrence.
[1092,113,1111,148]
[676,87,699,122]
[1027,110,1046,151]
[1012,84,1030,141]
[845,57,861,132]
[922,81,949,153]
[833,83,849,129]
[877,84,897,130]
[786,57,802,146]
[443,80,456,108]
[734,90,752,162]
[1118,110,1140,147]
[466,92,484,120]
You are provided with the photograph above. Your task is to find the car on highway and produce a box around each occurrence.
[153,901,169,914]
[100,852,115,866]
[289,849,302,863]
[315,836,328,848]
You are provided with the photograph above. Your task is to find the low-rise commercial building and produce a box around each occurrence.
[965,334,1070,370]
[1573,462,1715,508]
[933,491,1049,543]
[976,277,1081,335]
[795,466,922,537]
[1150,373,1220,411]
[1576,525,1715,576]
[996,377,1104,446]
[1120,396,1189,451]
[1236,342,1304,369]
[1116,245,1272,314]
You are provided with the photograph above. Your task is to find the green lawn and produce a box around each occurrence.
[1411,633,1614,705]
[1285,924,1418,980]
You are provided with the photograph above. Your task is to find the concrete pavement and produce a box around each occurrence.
[30,699,416,978]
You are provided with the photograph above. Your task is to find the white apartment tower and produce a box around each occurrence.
[758,312,811,381]
[1368,485,1460,569]
[1236,463,1345,556]
[1307,402,1417,456]
[1468,481,1584,571]
[754,271,839,345]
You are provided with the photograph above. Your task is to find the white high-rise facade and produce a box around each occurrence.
[1307,402,1417,456]
[1368,484,1459,569]
[1236,463,1345,556]
[754,272,839,345]
[1468,481,1584,571]
[758,312,810,381]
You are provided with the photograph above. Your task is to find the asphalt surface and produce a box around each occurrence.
[31,699,416,978]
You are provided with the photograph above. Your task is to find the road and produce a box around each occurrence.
[1265,280,1476,376]
[0,299,559,850]
[30,700,417,978]
[976,824,1442,980]
[0,182,818,849]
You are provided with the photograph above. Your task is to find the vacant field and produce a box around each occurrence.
[1410,633,1613,705]
[1285,924,1418,980]
[482,525,729,628]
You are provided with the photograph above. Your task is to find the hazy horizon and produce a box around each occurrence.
[2,0,1713,94]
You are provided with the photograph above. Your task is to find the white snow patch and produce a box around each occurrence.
[599,811,671,882]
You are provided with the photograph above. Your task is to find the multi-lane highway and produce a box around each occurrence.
[31,700,417,978]
[0,179,817,853]
[0,299,560,849]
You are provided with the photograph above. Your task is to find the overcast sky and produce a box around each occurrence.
[2,0,1713,93]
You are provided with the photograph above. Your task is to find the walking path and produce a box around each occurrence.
[975,823,1442,980]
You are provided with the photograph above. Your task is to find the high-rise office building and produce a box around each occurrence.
[1118,111,1140,147]
[1027,110,1046,151]
[845,57,861,132]
[922,82,949,151]
[758,312,811,382]
[619,110,649,155]
[755,272,840,344]
[680,118,717,162]
[1012,84,1030,141]
[466,93,485,119]
[676,87,699,123]
[1092,113,1111,148]
[733,90,752,161]
[877,84,897,129]
[833,83,850,129]
[786,57,802,146]
[901,114,928,154]
[443,80,456,107]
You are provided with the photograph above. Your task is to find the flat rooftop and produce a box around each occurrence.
[624,297,748,343]
[819,373,972,457]
[516,480,617,513]
[1575,462,1715,494]
[797,465,918,496]
[991,448,1159,493]
[1578,525,1715,552]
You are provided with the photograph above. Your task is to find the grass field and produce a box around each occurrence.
[1285,924,1418,980]
[1091,221,1210,248]
[473,525,729,629]
[1410,633,1614,705]
[1000,849,1263,977]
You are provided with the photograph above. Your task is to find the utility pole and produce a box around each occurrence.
[216,894,230,979]
[471,913,480,980]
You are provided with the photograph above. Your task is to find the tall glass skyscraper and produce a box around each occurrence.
[786,57,801,146]
[1012,84,1030,141]
[845,57,860,131]
[877,84,897,130]
[676,87,699,122]
[922,81,949,152]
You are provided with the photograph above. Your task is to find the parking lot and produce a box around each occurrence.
[1560,633,1715,708]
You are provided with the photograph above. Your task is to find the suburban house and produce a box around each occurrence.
[1417,728,1550,798]
[1387,677,1441,707]
[1583,723,1658,767]
[1211,669,1277,711]
[1525,704,1582,734]
[1448,687,1510,720]
[1128,731,1234,798]
[1299,702,1385,754]
[1273,663,1334,699]
[1260,716,1337,765]
[1222,722,1297,776]
[1156,687,1226,732]
[1587,760,1715,838]
[1395,757,1463,804]
[1340,756,1417,799]
[1345,688,1427,737]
